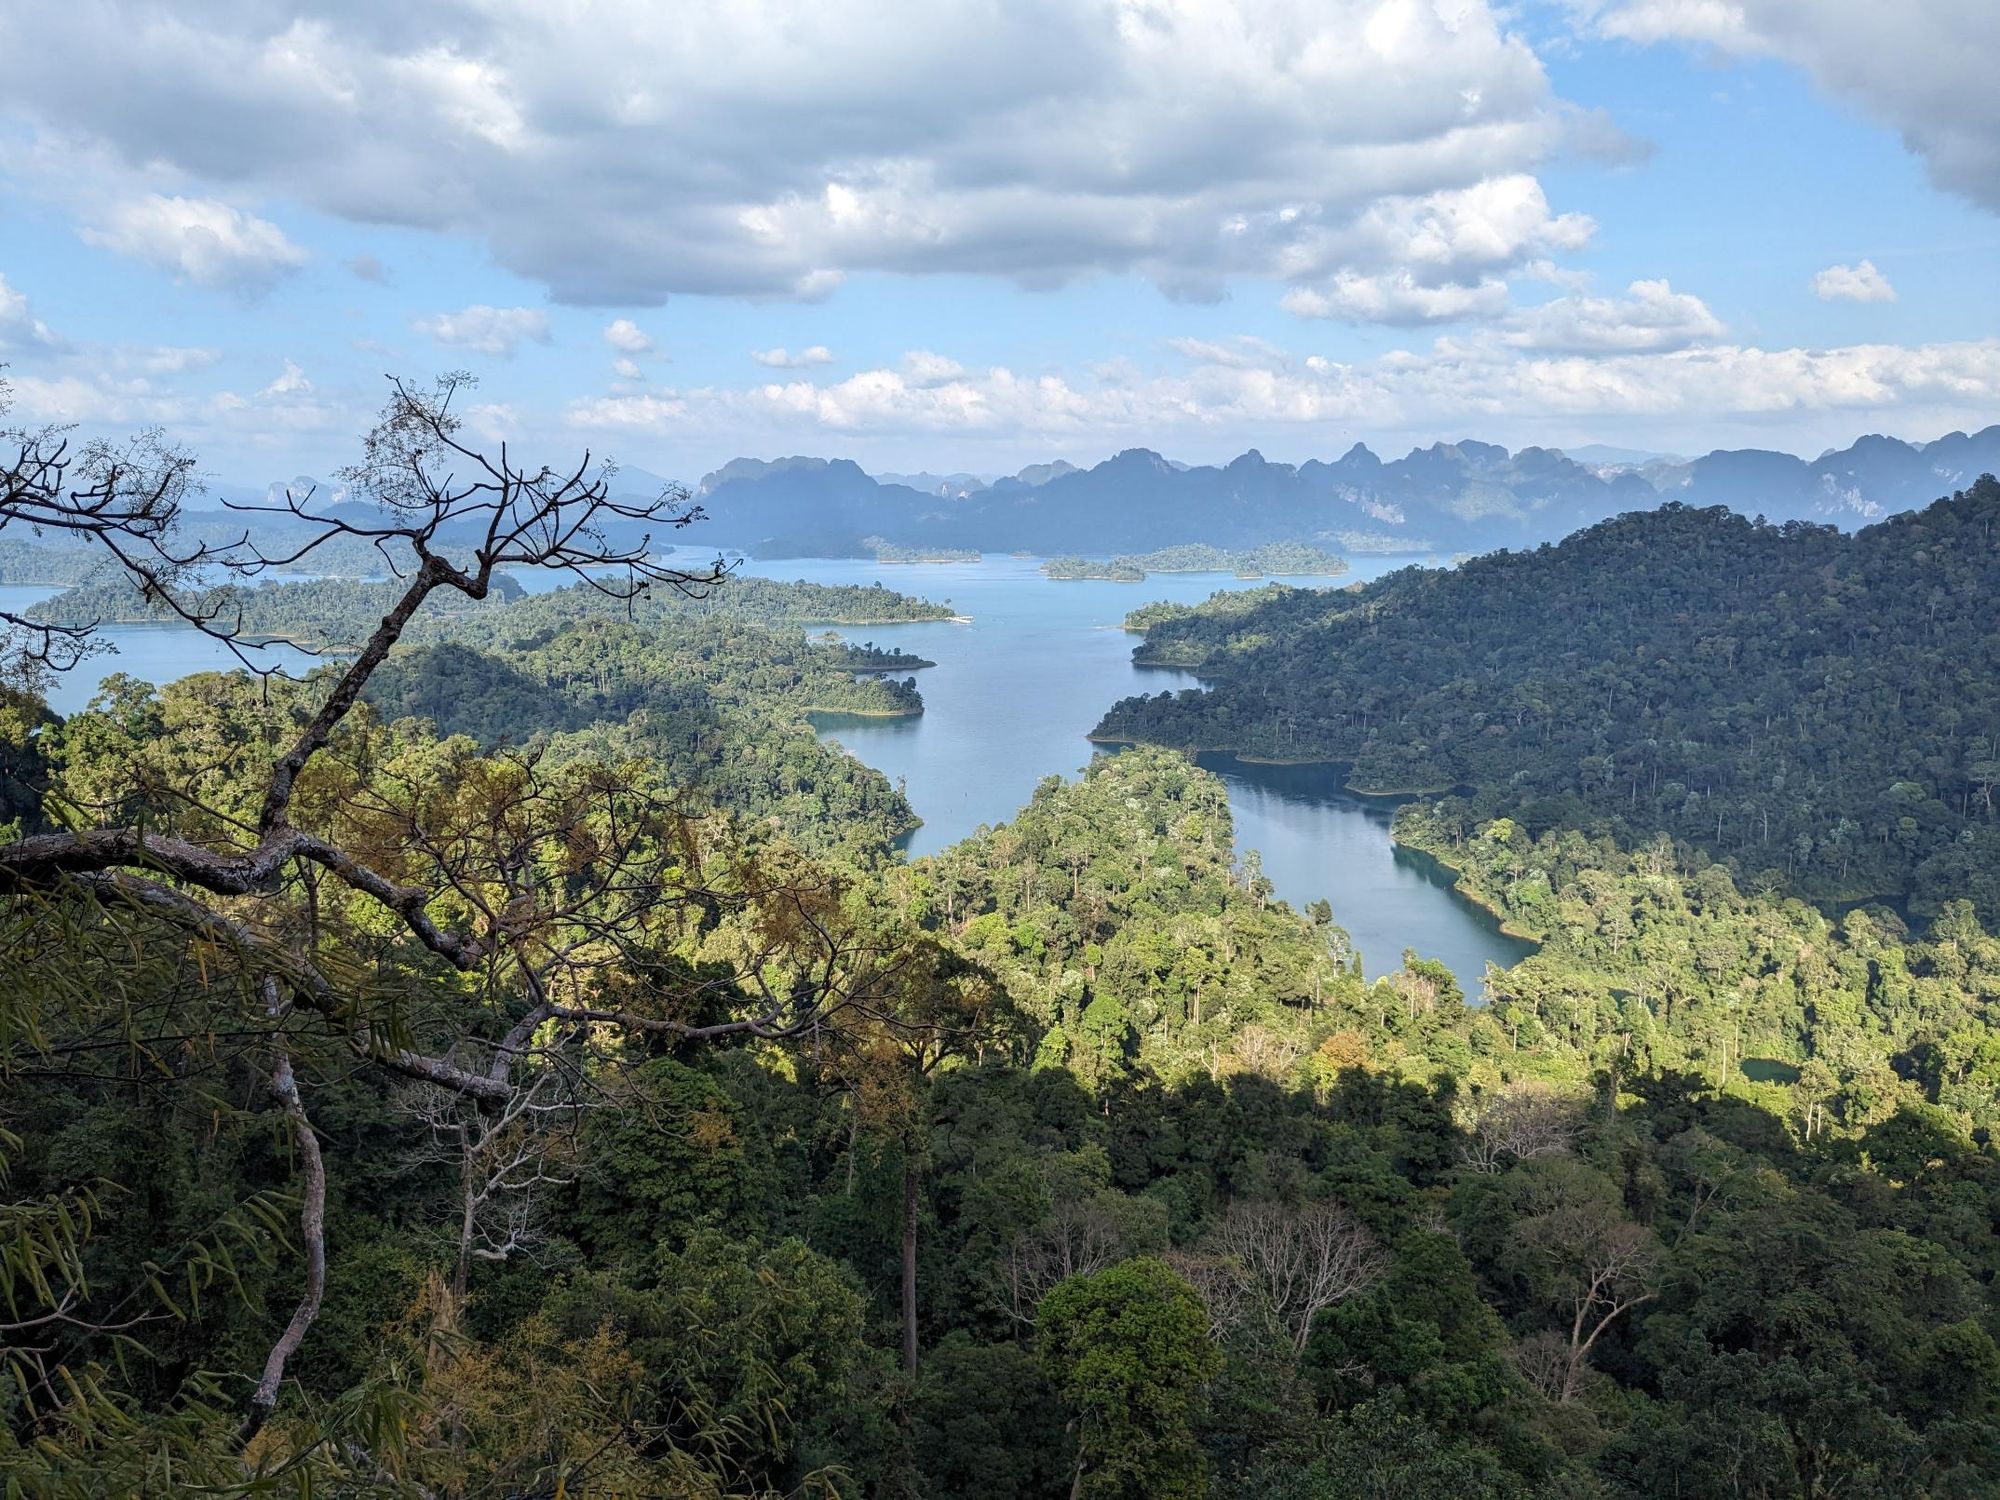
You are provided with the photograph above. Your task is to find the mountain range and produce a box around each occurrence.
[655,426,1997,559]
[211,426,2000,561]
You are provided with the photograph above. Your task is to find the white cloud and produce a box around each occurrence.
[613,356,645,380]
[1504,278,1725,351]
[902,350,964,385]
[1578,2,2000,214]
[412,305,551,357]
[603,318,654,354]
[1284,272,1511,325]
[1278,175,1593,323]
[79,194,307,295]
[1812,259,1897,303]
[1163,335,1291,369]
[566,334,2000,455]
[261,360,312,397]
[0,274,60,350]
[0,1,1590,312]
[751,345,835,369]
[111,345,221,376]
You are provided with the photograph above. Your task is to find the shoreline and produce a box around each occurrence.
[1391,842,1545,944]
[804,704,923,719]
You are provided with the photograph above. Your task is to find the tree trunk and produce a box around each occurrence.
[901,1149,920,1378]
[453,1126,475,1301]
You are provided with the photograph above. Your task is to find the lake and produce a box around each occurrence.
[1,584,324,716]
[746,553,1535,991]
[4,554,1535,992]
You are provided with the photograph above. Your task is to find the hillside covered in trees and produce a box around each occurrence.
[1098,480,2000,916]
[3,380,1998,1499]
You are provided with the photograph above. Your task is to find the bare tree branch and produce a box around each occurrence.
[240,981,326,1445]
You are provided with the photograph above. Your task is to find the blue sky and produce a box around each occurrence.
[0,1,1995,484]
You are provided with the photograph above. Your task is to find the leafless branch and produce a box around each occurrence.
[240,980,326,1445]
[1207,1198,1386,1354]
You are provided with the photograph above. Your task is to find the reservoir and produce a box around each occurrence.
[3,555,1534,993]
[757,553,1535,992]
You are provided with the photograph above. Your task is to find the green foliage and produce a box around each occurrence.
[912,1333,1072,1499]
[1038,1257,1221,1499]
[572,1058,769,1267]
[8,484,2000,1497]
[1100,482,2000,911]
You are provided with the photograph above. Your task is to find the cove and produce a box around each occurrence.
[753,553,1534,992]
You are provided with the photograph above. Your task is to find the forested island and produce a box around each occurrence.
[0,538,103,586]
[862,536,982,564]
[3,379,1998,1499]
[29,569,958,650]
[1043,541,1349,582]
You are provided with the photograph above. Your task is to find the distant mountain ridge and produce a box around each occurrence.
[222,426,2000,559]
[661,424,2000,558]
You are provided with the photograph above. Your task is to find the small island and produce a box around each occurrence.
[1041,541,1348,582]
[821,635,936,672]
[861,537,982,564]
[1044,555,1147,581]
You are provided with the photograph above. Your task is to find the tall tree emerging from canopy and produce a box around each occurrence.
[1038,1256,1221,1500]
[0,375,876,1454]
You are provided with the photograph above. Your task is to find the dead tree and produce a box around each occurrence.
[403,1064,592,1300]
[1461,1083,1582,1173]
[0,373,871,1443]
[1161,1249,1254,1342]
[1005,1196,1127,1326]
[1510,1190,1660,1402]
[1208,1198,1387,1354]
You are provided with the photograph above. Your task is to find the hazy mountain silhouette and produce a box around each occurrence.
[242,426,2000,560]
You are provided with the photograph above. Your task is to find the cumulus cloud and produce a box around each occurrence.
[1812,259,1897,303]
[0,1,1592,310]
[751,346,835,369]
[412,305,551,357]
[1504,278,1725,351]
[603,318,654,354]
[1278,176,1593,323]
[79,194,307,295]
[1577,1,2000,214]
[902,350,964,385]
[567,334,2000,455]
[1284,272,1511,324]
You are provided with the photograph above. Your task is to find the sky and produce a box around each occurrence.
[0,0,1997,485]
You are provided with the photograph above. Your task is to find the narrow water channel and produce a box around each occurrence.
[754,554,1532,991]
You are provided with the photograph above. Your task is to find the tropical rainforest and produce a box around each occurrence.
[1,379,1997,1499]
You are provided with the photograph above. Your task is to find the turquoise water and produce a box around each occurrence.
[6,552,1535,992]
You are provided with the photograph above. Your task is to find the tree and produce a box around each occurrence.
[0,374,887,1448]
[815,932,1009,1377]
[1196,1198,1387,1355]
[1460,1084,1580,1174]
[1038,1257,1221,1500]
[1505,1162,1660,1403]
